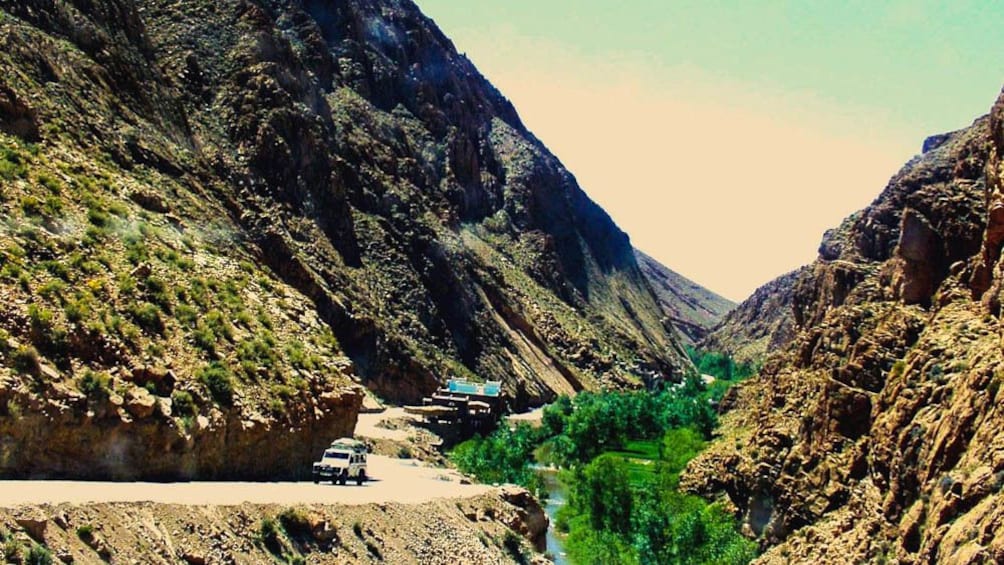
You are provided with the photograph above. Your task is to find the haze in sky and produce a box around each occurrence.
[416,0,1004,302]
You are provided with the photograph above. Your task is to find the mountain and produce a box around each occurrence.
[635,249,735,346]
[0,0,689,479]
[685,89,1004,563]
[699,268,802,364]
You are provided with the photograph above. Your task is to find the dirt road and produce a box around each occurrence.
[0,455,491,507]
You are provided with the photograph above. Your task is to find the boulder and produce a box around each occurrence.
[125,387,157,419]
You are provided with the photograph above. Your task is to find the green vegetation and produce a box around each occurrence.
[198,362,235,406]
[686,346,758,402]
[76,524,95,542]
[277,507,312,538]
[0,146,28,180]
[24,544,53,565]
[451,351,757,565]
[259,517,281,554]
[11,345,40,375]
[171,390,197,416]
[78,370,111,399]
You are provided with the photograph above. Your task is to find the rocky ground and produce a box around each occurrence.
[0,487,549,564]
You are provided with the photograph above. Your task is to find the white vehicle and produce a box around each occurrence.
[312,438,367,485]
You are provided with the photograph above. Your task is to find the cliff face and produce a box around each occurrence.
[635,249,735,346]
[700,268,802,364]
[686,91,1004,564]
[0,0,688,478]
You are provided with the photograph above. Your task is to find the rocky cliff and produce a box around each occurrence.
[636,249,735,346]
[0,0,688,479]
[685,89,1004,564]
[700,268,802,364]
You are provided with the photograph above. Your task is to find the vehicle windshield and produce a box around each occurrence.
[324,451,350,459]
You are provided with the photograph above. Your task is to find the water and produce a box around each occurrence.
[537,467,570,565]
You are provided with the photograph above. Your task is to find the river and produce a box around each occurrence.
[538,468,570,565]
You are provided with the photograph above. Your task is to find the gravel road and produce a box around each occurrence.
[0,455,492,507]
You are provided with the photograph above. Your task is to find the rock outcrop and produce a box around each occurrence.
[685,90,1004,564]
[636,249,735,346]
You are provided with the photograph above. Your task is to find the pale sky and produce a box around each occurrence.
[416,1,1004,301]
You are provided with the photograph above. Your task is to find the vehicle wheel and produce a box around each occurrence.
[356,470,366,486]
[339,474,347,486]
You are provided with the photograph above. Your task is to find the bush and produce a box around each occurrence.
[259,518,281,554]
[11,345,40,375]
[0,148,27,180]
[36,171,62,193]
[1,538,20,563]
[78,370,111,399]
[76,524,94,541]
[24,544,52,565]
[278,507,311,538]
[502,530,529,565]
[128,301,164,334]
[171,390,197,416]
[20,195,42,216]
[198,362,234,406]
[87,206,110,227]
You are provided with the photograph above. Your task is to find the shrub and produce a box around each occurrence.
[259,518,281,554]
[198,362,234,406]
[171,390,197,416]
[87,206,110,227]
[278,507,311,538]
[128,301,164,334]
[78,370,111,399]
[42,196,63,217]
[38,279,66,300]
[1,538,19,563]
[19,195,42,216]
[24,544,52,565]
[502,530,528,565]
[36,171,62,193]
[11,345,40,375]
[64,297,91,323]
[76,524,94,542]
[144,277,172,311]
[0,148,27,180]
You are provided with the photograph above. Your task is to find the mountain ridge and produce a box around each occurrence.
[685,93,1004,564]
[0,0,689,480]
[635,249,735,346]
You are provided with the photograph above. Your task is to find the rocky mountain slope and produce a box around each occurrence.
[700,268,802,364]
[635,249,735,346]
[0,0,689,479]
[685,89,1004,564]
[0,488,546,564]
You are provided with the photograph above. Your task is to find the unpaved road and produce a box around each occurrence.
[0,455,492,507]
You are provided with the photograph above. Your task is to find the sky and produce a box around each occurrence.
[416,0,1004,302]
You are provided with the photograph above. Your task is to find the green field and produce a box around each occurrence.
[607,439,662,485]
